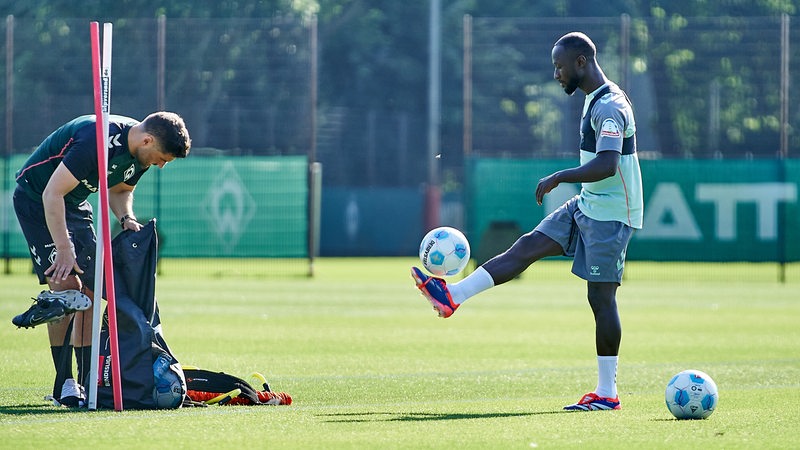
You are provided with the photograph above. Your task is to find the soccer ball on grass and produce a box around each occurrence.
[419,226,470,277]
[153,353,186,409]
[665,369,718,419]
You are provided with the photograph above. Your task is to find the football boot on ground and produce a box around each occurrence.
[256,391,293,405]
[410,267,459,318]
[57,378,86,408]
[12,290,92,328]
[563,392,621,411]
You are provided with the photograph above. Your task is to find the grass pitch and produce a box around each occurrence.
[0,258,798,449]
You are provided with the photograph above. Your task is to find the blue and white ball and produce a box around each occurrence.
[153,356,186,409]
[419,227,470,277]
[665,369,719,419]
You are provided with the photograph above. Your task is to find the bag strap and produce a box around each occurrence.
[183,367,261,404]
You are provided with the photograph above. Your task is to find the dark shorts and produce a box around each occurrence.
[535,195,634,283]
[13,186,97,286]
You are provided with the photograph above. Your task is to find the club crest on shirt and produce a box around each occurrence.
[124,164,135,181]
[600,118,621,138]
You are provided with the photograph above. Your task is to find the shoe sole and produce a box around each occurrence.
[410,268,454,318]
[39,290,92,312]
[564,402,621,411]
[59,395,86,408]
[564,404,621,411]
[13,291,92,329]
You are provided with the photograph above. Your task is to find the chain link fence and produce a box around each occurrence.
[1,16,316,274]
[1,16,313,157]
[465,15,797,160]
[2,15,799,273]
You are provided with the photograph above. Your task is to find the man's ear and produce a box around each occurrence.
[141,133,154,147]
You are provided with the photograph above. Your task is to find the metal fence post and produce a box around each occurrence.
[4,15,13,274]
[778,13,790,282]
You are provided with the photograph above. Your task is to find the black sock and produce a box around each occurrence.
[75,346,93,387]
[51,345,74,398]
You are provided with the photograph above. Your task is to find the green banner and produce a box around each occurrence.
[2,155,308,258]
[467,158,800,262]
[1,155,32,257]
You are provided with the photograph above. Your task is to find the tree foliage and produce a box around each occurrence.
[1,0,798,188]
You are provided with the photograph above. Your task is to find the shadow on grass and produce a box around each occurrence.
[318,410,570,423]
[0,403,77,416]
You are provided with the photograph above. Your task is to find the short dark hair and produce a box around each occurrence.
[141,112,191,158]
[554,32,597,61]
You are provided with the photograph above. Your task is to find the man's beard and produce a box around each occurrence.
[563,78,580,95]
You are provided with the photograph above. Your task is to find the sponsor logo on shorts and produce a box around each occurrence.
[30,245,41,266]
[48,248,57,266]
[590,265,601,276]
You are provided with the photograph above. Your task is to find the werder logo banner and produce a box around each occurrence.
[202,161,256,253]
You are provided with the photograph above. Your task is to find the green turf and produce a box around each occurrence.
[1,258,798,449]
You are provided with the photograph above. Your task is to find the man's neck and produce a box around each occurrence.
[580,66,608,95]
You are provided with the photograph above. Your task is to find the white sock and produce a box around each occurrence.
[595,355,619,398]
[449,266,495,304]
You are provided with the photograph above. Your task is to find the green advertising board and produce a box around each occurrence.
[2,155,308,258]
[466,158,799,262]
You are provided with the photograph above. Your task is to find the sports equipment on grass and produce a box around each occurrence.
[411,267,459,318]
[93,220,186,410]
[88,21,123,411]
[153,353,185,409]
[419,226,470,277]
[665,369,719,419]
[58,378,86,408]
[44,378,87,408]
[183,366,292,406]
[11,290,91,328]
[563,392,621,411]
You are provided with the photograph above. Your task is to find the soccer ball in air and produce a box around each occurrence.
[665,369,719,419]
[419,227,470,277]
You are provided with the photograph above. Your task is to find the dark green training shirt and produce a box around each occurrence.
[16,114,148,205]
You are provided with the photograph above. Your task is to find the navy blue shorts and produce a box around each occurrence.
[13,186,97,286]
[535,195,634,283]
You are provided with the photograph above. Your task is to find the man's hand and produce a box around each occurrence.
[41,163,83,282]
[120,215,143,232]
[535,151,620,205]
[44,243,84,282]
[536,172,561,205]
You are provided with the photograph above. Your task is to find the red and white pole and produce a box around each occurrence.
[88,21,122,411]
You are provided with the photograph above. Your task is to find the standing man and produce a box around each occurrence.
[12,112,191,407]
[412,32,643,411]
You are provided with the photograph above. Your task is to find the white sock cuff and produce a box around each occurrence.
[450,266,495,304]
[595,356,619,398]
[472,266,495,287]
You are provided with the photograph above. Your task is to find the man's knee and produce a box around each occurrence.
[587,282,618,310]
[47,274,82,292]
